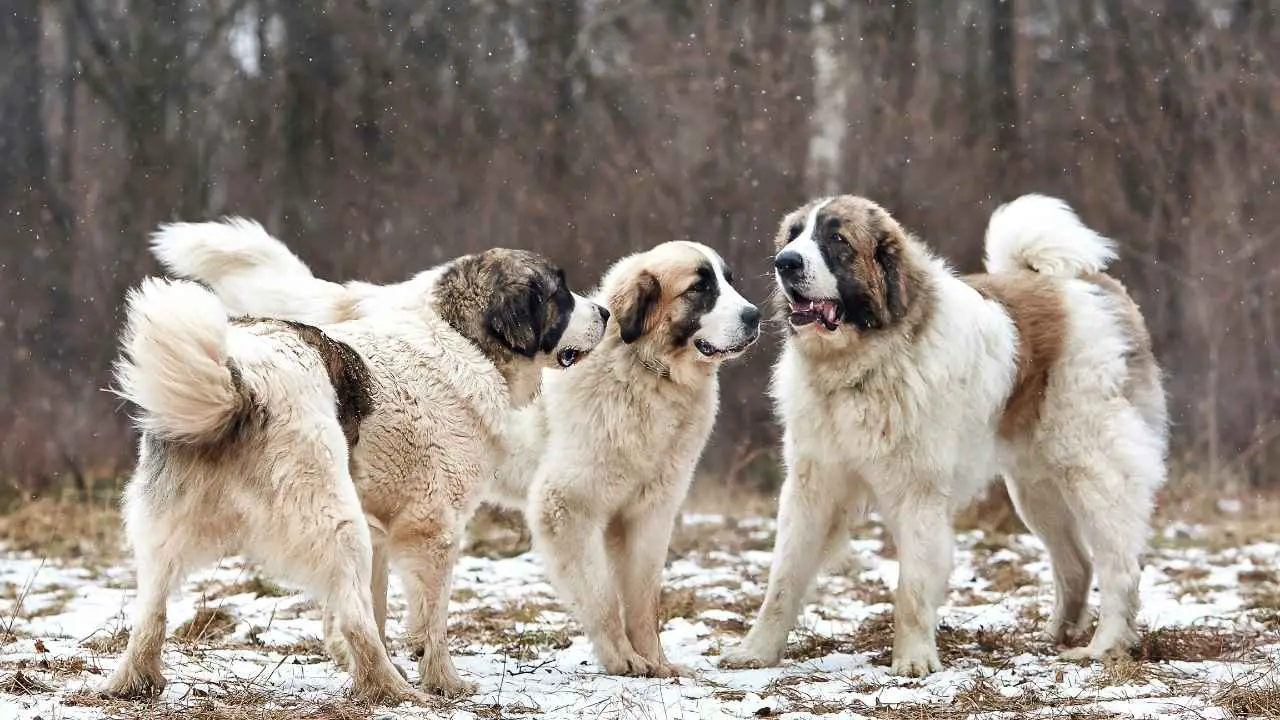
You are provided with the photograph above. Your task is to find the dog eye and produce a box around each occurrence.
[688,278,711,294]
[829,232,846,244]
[787,225,802,241]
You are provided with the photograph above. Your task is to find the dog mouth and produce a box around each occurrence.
[694,333,758,359]
[788,296,842,331]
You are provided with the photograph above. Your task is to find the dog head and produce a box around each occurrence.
[773,196,922,344]
[600,241,760,380]
[433,249,609,401]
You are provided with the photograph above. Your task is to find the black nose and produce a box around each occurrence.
[741,305,761,330]
[774,250,804,275]
[598,305,611,324]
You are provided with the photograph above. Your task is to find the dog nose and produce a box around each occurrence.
[774,250,804,275]
[597,305,610,324]
[741,305,761,330]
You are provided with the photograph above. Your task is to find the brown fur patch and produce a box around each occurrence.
[234,318,374,448]
[963,273,1067,439]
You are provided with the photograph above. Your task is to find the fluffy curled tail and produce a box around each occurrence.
[150,218,354,325]
[984,194,1117,278]
[114,278,253,444]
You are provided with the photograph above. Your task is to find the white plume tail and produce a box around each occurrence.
[984,194,1117,278]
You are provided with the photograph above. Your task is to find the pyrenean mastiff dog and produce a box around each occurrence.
[721,194,1167,676]
[106,222,607,704]
[487,241,761,677]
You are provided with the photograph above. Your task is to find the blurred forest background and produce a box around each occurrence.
[0,0,1276,499]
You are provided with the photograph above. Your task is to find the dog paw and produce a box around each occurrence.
[650,661,693,679]
[718,646,780,670]
[889,651,942,677]
[602,650,657,677]
[100,665,166,700]
[351,680,431,707]
[421,676,478,699]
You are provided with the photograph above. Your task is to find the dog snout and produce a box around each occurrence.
[774,250,804,276]
[597,304,610,325]
[741,305,761,334]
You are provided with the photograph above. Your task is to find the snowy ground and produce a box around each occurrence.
[0,511,1277,719]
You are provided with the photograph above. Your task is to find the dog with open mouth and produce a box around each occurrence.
[721,194,1167,676]
[484,240,761,677]
[107,219,608,703]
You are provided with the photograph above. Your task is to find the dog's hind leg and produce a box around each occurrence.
[324,532,405,679]
[102,494,194,699]
[275,466,423,705]
[1004,473,1093,645]
[1048,405,1164,662]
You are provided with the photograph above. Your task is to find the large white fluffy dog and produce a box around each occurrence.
[160,231,763,678]
[488,241,761,677]
[721,194,1167,676]
[108,226,607,704]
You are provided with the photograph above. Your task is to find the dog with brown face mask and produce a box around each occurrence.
[485,240,761,678]
[724,194,1167,677]
[104,219,608,705]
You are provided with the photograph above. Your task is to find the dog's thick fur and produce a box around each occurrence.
[106,223,606,704]
[170,233,762,678]
[721,194,1167,676]
[487,241,761,677]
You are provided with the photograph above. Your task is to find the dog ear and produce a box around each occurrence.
[488,286,542,357]
[874,231,910,323]
[612,271,661,344]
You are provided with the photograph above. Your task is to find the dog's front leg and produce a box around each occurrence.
[390,518,476,698]
[720,458,846,669]
[883,493,952,677]
[531,485,653,676]
[616,499,688,677]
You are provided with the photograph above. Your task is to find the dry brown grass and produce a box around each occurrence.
[64,691,375,720]
[1130,626,1259,663]
[205,575,294,600]
[976,558,1037,594]
[0,670,52,694]
[173,606,238,643]
[83,628,129,654]
[1212,673,1280,718]
[0,498,121,563]
[465,506,531,559]
[449,600,571,660]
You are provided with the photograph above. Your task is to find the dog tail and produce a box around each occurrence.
[151,218,355,325]
[114,277,255,445]
[983,194,1117,278]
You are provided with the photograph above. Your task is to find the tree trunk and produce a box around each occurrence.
[990,0,1018,193]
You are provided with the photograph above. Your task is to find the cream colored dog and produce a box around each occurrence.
[721,194,1167,676]
[487,241,761,677]
[107,221,607,704]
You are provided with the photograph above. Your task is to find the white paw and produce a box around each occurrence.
[890,650,942,677]
[718,646,781,670]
